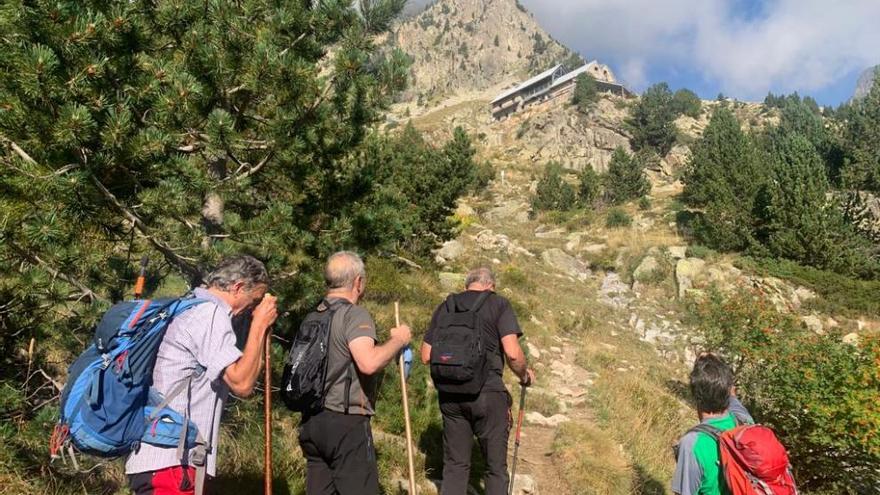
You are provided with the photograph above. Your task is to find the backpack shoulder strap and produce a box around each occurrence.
[322,301,357,413]
[687,423,723,441]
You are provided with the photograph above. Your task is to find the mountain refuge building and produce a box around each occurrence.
[491,61,632,120]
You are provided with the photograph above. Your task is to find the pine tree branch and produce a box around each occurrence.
[233,150,275,182]
[90,176,203,282]
[1,138,79,178]
[6,242,107,303]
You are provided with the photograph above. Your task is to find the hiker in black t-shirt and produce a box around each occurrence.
[421,267,535,495]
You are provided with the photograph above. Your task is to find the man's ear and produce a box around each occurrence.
[231,280,246,294]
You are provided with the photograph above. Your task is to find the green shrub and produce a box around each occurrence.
[577,166,602,206]
[532,162,578,212]
[605,208,632,228]
[638,196,651,210]
[685,245,717,260]
[688,289,880,493]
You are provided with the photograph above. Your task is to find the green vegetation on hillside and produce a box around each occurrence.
[689,288,880,493]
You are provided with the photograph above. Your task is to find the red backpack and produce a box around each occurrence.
[688,423,799,495]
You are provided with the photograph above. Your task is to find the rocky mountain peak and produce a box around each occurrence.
[853,65,878,101]
[391,0,574,104]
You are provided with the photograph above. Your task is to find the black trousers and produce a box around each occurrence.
[298,409,379,495]
[439,390,512,495]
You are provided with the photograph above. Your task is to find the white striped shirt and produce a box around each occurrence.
[126,288,242,477]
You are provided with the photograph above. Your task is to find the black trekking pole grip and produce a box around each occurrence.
[509,383,527,495]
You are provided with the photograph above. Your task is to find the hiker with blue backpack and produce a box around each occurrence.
[281,251,412,495]
[420,267,535,495]
[673,352,799,495]
[54,254,277,495]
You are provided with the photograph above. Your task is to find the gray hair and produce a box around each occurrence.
[465,267,496,287]
[325,251,366,290]
[205,255,269,290]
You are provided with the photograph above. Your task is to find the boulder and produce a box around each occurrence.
[541,248,591,281]
[439,272,465,292]
[475,229,510,251]
[633,256,660,281]
[510,474,538,495]
[434,240,464,264]
[668,246,687,259]
[676,258,706,298]
[599,272,631,308]
[485,201,529,223]
[842,332,860,346]
[801,314,824,334]
[525,412,570,427]
[526,342,541,360]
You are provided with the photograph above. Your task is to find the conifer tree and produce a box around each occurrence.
[842,67,880,192]
[532,162,577,211]
[572,73,598,112]
[762,135,876,276]
[604,147,650,204]
[626,82,677,156]
[682,108,765,251]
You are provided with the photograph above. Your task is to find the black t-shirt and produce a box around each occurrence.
[423,290,522,393]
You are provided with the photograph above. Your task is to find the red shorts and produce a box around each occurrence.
[128,465,196,494]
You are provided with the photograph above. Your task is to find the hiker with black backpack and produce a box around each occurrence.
[420,267,535,495]
[283,251,412,495]
[673,352,798,495]
[123,255,278,494]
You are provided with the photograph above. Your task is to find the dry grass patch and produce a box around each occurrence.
[553,422,632,495]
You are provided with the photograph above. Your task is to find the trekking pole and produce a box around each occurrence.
[395,302,418,495]
[508,383,527,495]
[134,255,148,298]
[264,326,273,495]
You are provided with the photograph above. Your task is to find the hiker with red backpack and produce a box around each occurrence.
[673,352,798,495]
[420,267,535,495]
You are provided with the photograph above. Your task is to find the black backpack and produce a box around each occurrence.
[281,299,352,413]
[429,291,491,395]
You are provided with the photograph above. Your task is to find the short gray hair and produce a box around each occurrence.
[325,251,366,290]
[205,255,269,290]
[465,267,495,287]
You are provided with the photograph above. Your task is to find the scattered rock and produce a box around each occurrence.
[633,256,660,281]
[439,272,465,292]
[526,342,541,360]
[510,474,538,495]
[541,248,591,281]
[842,332,860,346]
[801,314,824,334]
[557,386,587,399]
[485,201,530,223]
[534,225,565,239]
[582,243,607,254]
[564,232,584,252]
[599,272,632,308]
[549,346,562,354]
[475,229,510,251]
[525,412,570,427]
[434,240,464,264]
[668,246,687,259]
[676,258,707,298]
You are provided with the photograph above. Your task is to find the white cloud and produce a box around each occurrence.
[520,0,880,98]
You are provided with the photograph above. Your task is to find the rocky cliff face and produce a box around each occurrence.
[390,0,572,104]
[854,65,878,100]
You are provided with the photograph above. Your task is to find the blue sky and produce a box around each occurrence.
[518,0,879,106]
[405,0,879,106]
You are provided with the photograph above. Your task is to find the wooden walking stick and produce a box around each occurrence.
[396,302,418,494]
[264,330,273,495]
[509,383,527,495]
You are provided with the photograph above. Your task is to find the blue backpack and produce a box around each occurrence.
[51,296,209,468]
